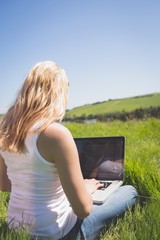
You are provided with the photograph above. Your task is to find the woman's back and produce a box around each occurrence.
[0,132,77,239]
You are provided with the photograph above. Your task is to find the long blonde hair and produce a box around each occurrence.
[0,61,69,153]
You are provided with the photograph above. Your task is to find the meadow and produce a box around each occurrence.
[65,92,160,119]
[0,118,160,239]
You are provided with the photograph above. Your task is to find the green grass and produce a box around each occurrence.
[65,92,160,118]
[0,118,160,239]
[67,119,160,240]
[100,200,160,240]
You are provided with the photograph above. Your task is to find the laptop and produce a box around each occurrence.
[74,136,125,204]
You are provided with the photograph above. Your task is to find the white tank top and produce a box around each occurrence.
[0,133,77,239]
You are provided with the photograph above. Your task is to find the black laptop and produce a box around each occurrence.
[74,136,125,204]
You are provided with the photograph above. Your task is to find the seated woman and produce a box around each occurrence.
[0,61,138,240]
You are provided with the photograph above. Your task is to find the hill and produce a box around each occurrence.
[64,93,160,121]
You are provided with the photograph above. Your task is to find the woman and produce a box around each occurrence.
[0,61,137,240]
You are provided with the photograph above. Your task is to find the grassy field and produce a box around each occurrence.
[0,118,160,239]
[65,92,160,119]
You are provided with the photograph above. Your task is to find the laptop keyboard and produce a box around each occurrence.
[100,181,112,189]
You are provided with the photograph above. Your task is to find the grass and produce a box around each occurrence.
[65,92,160,118]
[100,200,160,240]
[0,118,160,239]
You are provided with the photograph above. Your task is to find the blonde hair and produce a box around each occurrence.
[0,61,69,153]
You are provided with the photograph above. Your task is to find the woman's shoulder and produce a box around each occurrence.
[46,122,71,137]
[40,122,73,145]
[37,123,74,163]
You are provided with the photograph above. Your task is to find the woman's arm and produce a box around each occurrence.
[0,154,11,192]
[37,123,101,219]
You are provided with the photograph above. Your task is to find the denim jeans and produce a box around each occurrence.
[61,185,138,240]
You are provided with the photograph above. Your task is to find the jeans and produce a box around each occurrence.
[62,185,138,240]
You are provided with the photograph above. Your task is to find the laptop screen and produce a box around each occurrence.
[74,136,125,181]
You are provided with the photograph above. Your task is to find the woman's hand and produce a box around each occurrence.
[84,178,103,194]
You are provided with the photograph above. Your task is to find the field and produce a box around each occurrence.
[65,92,160,119]
[0,118,160,239]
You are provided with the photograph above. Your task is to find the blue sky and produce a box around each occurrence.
[0,0,160,113]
